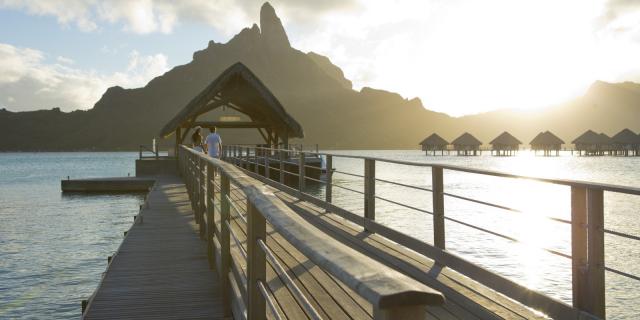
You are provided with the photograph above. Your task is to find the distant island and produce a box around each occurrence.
[0,2,639,151]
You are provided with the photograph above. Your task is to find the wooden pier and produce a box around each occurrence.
[82,176,225,319]
[78,144,640,319]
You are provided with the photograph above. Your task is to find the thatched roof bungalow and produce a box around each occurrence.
[419,133,449,155]
[611,128,639,156]
[489,131,521,156]
[572,130,611,156]
[452,132,482,156]
[530,131,564,156]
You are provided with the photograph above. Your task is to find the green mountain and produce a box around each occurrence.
[0,2,638,151]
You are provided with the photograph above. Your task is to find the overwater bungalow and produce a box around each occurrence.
[572,130,610,156]
[530,131,564,156]
[489,131,521,156]
[452,132,482,156]
[611,128,639,156]
[419,133,449,155]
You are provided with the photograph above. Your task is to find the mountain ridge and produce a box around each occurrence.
[0,2,638,151]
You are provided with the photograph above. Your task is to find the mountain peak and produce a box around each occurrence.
[260,2,290,50]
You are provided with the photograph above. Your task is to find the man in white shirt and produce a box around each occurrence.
[205,127,222,158]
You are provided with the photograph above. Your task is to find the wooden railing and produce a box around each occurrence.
[179,145,445,320]
[221,144,640,320]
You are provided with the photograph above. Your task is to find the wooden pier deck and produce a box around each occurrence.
[79,143,640,320]
[82,176,225,319]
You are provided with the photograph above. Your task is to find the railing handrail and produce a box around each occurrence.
[180,145,444,315]
[226,144,640,196]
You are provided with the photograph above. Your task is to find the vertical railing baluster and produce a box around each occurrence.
[587,188,606,319]
[298,152,305,197]
[220,173,231,317]
[432,166,445,249]
[206,161,215,269]
[571,186,588,311]
[325,155,333,209]
[364,158,375,232]
[246,201,266,320]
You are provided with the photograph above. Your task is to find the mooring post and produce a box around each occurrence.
[298,152,305,196]
[246,202,266,320]
[587,188,606,319]
[571,186,589,312]
[364,158,376,231]
[206,161,215,269]
[432,166,445,249]
[220,173,232,317]
[325,155,333,208]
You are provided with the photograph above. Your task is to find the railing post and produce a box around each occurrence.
[298,152,305,196]
[571,186,588,312]
[325,155,332,207]
[432,166,445,249]
[206,161,215,269]
[245,147,249,169]
[279,149,285,184]
[364,158,375,231]
[246,202,266,320]
[254,147,260,174]
[264,149,270,180]
[587,188,606,319]
[199,156,206,239]
[220,173,232,317]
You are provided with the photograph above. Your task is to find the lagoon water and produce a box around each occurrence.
[1,151,639,319]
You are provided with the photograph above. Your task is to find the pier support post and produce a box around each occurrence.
[220,173,232,317]
[432,166,445,249]
[279,149,285,184]
[298,152,305,196]
[246,202,266,320]
[364,158,376,231]
[325,155,333,209]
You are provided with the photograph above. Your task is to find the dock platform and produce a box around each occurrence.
[61,177,155,192]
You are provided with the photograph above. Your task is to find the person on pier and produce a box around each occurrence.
[205,127,222,158]
[191,126,204,153]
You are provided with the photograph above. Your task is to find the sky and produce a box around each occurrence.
[1,0,639,116]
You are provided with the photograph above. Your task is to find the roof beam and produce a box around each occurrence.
[183,121,270,129]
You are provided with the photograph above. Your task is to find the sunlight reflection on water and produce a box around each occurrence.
[309,150,640,319]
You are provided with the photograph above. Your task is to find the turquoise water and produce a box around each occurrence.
[0,153,143,319]
[1,151,639,319]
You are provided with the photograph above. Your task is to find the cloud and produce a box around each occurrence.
[0,43,168,111]
[0,0,358,35]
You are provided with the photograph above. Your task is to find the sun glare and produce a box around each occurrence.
[361,0,611,116]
